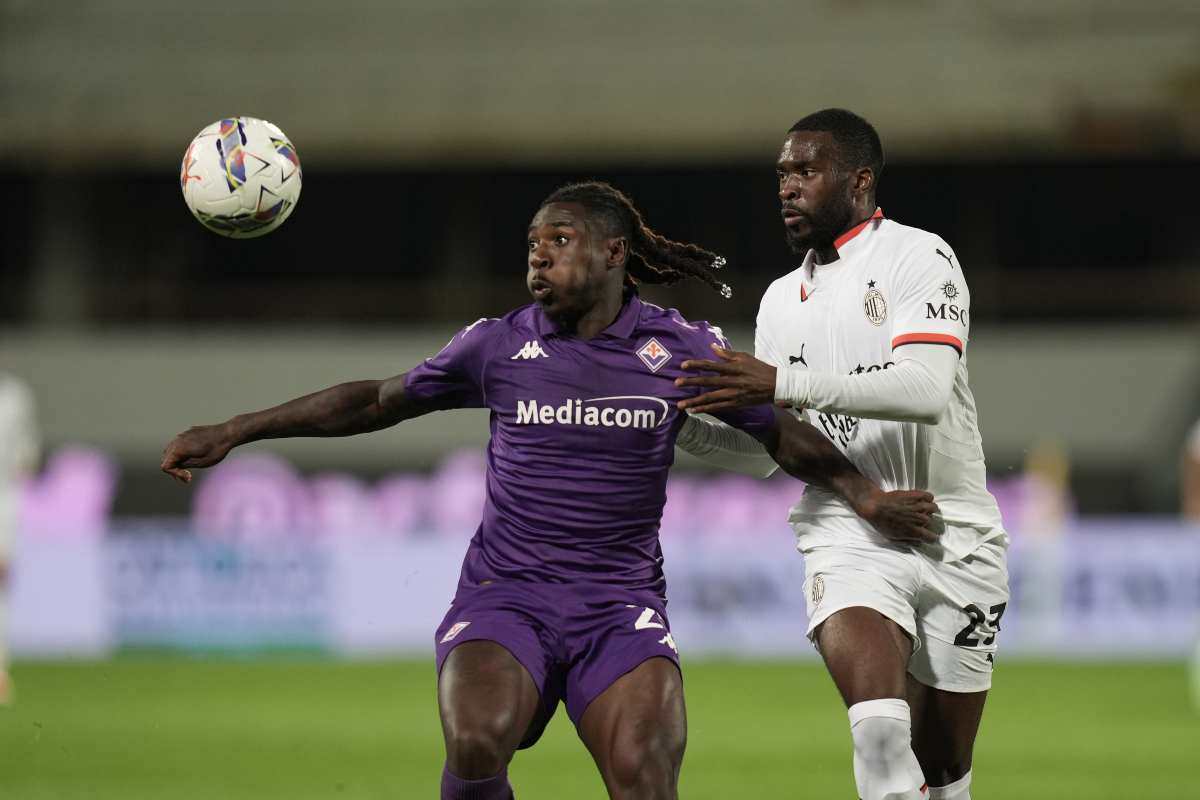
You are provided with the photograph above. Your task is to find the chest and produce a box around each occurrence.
[482,336,690,453]
[778,262,895,374]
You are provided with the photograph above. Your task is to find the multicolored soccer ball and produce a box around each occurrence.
[180,117,302,238]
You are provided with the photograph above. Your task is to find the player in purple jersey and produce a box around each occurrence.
[161,181,938,799]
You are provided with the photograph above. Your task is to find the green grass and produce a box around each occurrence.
[1,659,1196,799]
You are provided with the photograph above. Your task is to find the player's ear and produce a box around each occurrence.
[605,236,628,270]
[853,167,874,198]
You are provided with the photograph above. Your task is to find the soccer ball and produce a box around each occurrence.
[180,117,302,238]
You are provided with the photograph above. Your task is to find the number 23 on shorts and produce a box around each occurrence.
[953,602,1007,647]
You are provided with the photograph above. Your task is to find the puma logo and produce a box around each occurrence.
[789,344,808,367]
[936,249,955,269]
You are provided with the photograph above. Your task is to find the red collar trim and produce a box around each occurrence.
[833,208,884,250]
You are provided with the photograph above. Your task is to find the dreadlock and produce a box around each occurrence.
[540,181,732,299]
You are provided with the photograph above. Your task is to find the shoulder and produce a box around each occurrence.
[433,306,535,363]
[634,300,732,356]
[458,305,541,339]
[754,265,809,330]
[760,265,804,309]
[875,219,956,264]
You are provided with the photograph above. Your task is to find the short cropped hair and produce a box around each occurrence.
[789,108,884,181]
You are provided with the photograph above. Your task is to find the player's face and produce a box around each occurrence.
[527,202,609,320]
[776,131,857,256]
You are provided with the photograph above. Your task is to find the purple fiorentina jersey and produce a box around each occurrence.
[404,294,776,601]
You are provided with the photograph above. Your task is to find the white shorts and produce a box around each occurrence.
[801,535,1009,693]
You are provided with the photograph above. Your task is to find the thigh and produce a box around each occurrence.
[438,640,544,756]
[906,674,987,786]
[577,657,687,793]
[434,588,563,750]
[817,606,914,706]
[803,544,921,705]
[562,601,682,726]
[909,540,1009,694]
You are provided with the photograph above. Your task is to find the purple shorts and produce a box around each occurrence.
[434,580,681,748]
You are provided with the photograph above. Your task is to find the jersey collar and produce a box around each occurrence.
[833,207,884,251]
[798,208,884,297]
[534,291,643,341]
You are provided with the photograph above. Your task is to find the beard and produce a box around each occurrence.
[783,193,856,257]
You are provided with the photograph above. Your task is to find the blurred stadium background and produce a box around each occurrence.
[2,1,1199,798]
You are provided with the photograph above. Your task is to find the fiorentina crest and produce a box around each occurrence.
[636,338,672,372]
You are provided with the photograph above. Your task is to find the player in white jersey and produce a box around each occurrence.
[673,109,1006,800]
[0,373,39,705]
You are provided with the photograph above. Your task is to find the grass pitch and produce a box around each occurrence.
[1,658,1195,799]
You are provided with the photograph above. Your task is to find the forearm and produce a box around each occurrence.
[774,343,957,424]
[676,414,779,479]
[764,411,879,513]
[231,376,422,444]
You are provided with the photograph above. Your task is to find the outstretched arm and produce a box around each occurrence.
[676,343,957,424]
[160,373,429,483]
[759,408,940,545]
[675,413,780,479]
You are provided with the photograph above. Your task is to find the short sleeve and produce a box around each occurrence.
[403,317,502,410]
[754,291,786,368]
[690,321,778,443]
[890,239,970,356]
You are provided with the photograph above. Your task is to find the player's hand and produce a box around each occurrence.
[160,423,237,484]
[856,489,941,545]
[675,344,777,414]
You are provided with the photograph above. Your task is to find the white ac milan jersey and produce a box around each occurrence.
[756,210,1004,559]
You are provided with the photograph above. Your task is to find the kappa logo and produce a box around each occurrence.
[440,621,471,643]
[636,338,672,372]
[511,340,549,360]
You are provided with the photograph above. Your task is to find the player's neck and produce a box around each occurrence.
[556,289,625,340]
[813,245,840,266]
[815,204,876,265]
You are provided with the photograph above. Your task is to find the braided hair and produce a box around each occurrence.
[540,181,732,299]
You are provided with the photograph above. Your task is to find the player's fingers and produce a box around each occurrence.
[679,358,737,374]
[892,490,935,502]
[675,376,739,390]
[913,527,939,543]
[709,344,743,361]
[889,527,935,545]
[162,466,192,483]
[677,388,740,410]
[680,391,746,414]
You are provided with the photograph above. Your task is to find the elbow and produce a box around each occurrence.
[911,395,951,425]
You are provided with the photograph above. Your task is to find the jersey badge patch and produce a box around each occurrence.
[440,621,471,643]
[863,281,887,326]
[811,574,825,607]
[636,338,672,372]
